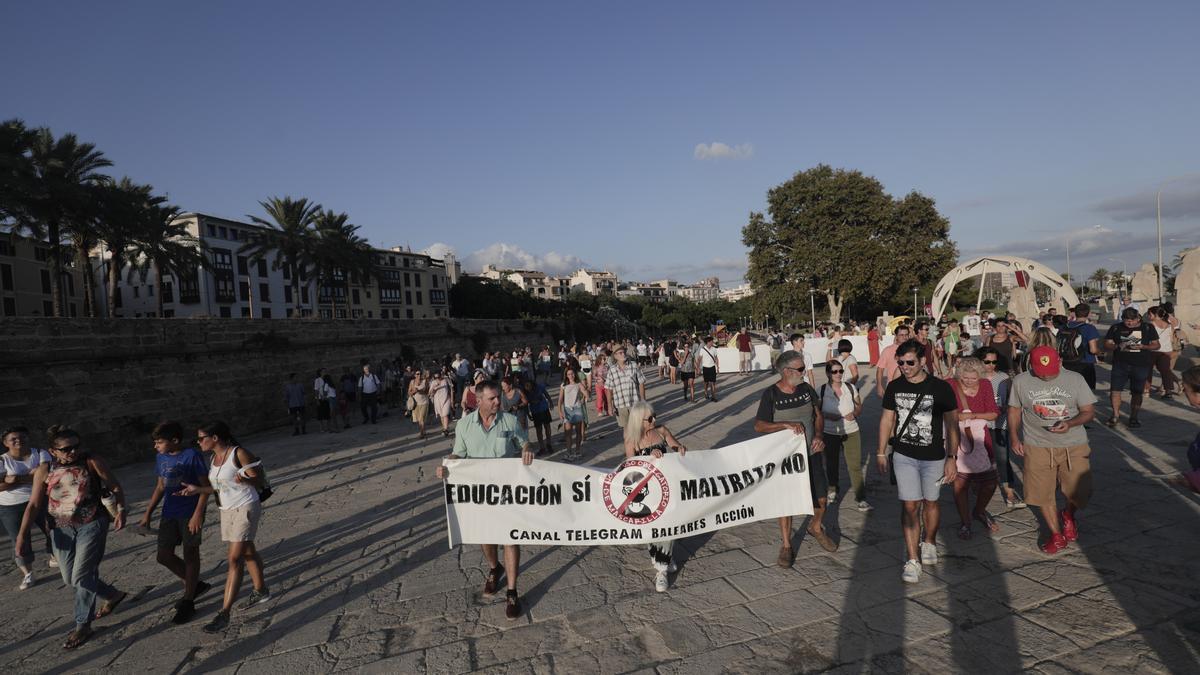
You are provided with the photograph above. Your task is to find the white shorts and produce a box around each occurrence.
[657,356,669,366]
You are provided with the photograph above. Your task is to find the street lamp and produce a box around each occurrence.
[1156,189,1164,303]
[808,289,818,333]
[912,286,919,319]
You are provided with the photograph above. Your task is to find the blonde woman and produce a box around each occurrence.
[622,401,686,592]
[948,358,1000,539]
[408,370,431,440]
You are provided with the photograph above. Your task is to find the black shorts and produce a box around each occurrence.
[1062,361,1096,390]
[531,410,552,425]
[158,516,202,549]
[1110,361,1150,393]
[702,366,717,383]
[680,370,695,381]
[668,356,679,368]
[317,400,331,420]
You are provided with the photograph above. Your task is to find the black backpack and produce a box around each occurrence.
[1057,326,1084,362]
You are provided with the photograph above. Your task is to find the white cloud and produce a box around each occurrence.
[463,242,590,276]
[694,142,754,161]
[419,242,456,260]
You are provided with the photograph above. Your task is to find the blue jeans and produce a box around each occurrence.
[51,518,118,627]
[0,502,49,569]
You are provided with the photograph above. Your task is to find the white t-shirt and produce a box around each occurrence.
[698,346,718,368]
[0,449,52,506]
[636,344,648,357]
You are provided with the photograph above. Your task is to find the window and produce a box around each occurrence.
[282,266,291,280]
[300,287,309,303]
[351,309,362,318]
[352,289,360,304]
[34,247,50,262]
[38,268,51,293]
[66,275,75,297]
[133,287,139,298]
[148,284,154,297]
[1,263,13,291]
[0,240,12,256]
[284,286,293,303]
[257,259,267,277]
[416,292,422,305]
[403,258,410,268]
[2,297,14,316]
[220,306,231,318]
[403,272,410,286]
[298,267,307,281]
[215,277,235,302]
[238,256,249,275]
[241,307,251,318]
[260,308,271,319]
[388,256,395,266]
[392,309,400,318]
[432,276,439,289]
[113,287,122,308]
[163,309,175,318]
[415,275,421,287]
[207,224,217,237]
[240,281,250,301]
[212,249,233,270]
[406,309,413,318]
[218,226,228,239]
[230,230,240,241]
[367,311,373,318]
[146,311,156,318]
[162,282,174,303]
[259,283,270,302]
[405,291,412,304]
[430,290,446,304]
[42,300,53,316]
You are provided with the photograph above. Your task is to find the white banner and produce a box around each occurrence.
[442,431,813,547]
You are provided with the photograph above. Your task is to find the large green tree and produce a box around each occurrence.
[126,204,206,318]
[743,165,957,323]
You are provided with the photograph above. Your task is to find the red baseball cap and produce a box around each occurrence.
[1029,345,1060,377]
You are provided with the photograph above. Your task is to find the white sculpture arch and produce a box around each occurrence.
[932,256,1079,323]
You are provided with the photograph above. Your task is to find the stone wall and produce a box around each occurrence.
[0,317,564,464]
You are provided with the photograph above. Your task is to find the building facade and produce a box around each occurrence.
[0,233,86,317]
[570,268,618,295]
[719,283,755,302]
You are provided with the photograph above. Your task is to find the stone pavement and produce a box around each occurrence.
[2,364,1199,674]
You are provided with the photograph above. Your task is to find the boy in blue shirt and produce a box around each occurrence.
[137,422,213,624]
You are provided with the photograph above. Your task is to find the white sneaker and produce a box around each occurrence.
[19,572,35,590]
[48,556,59,568]
[826,488,837,502]
[667,560,678,574]
[654,571,669,592]
[902,559,922,584]
[919,541,938,566]
[856,500,873,512]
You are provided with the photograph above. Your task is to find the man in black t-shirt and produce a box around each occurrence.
[1103,307,1160,428]
[753,350,836,567]
[876,339,958,584]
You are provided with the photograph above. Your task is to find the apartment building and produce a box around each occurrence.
[479,265,571,301]
[0,233,85,317]
[373,246,458,319]
[570,268,618,295]
[678,277,721,302]
[719,283,755,302]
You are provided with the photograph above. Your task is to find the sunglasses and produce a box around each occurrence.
[195,435,211,443]
[647,415,656,422]
[53,443,81,454]
[897,359,919,366]
[829,369,843,375]
[983,359,998,365]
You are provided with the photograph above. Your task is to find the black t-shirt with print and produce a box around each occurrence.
[1104,322,1159,368]
[882,375,957,461]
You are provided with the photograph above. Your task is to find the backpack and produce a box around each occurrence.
[1057,325,1084,362]
[232,448,273,503]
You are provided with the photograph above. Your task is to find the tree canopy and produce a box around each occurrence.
[742,165,957,323]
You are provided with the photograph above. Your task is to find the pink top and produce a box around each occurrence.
[950,378,998,416]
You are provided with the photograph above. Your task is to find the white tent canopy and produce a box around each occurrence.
[932,256,1079,323]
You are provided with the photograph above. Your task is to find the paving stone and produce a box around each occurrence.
[742,589,838,630]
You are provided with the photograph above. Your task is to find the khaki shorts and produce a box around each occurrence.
[220,502,262,542]
[1023,444,1092,510]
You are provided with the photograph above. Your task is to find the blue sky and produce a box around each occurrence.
[6,1,1199,285]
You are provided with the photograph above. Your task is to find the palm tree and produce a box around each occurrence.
[25,129,112,316]
[242,196,321,317]
[0,119,37,228]
[126,204,206,318]
[313,209,374,319]
[93,178,162,317]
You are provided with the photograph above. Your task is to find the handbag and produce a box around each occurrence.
[232,448,273,503]
[887,392,926,485]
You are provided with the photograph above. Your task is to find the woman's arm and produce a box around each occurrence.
[88,455,127,531]
[662,427,687,455]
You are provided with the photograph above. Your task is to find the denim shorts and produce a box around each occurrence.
[892,452,944,502]
[1110,361,1150,393]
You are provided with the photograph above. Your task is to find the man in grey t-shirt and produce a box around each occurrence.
[1008,345,1096,556]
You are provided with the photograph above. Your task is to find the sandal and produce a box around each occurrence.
[958,524,972,540]
[94,590,127,620]
[974,511,1000,533]
[63,626,93,650]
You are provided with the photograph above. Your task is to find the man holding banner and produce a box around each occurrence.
[435,380,534,620]
[754,350,837,567]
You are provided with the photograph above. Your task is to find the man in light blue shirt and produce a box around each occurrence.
[436,380,532,620]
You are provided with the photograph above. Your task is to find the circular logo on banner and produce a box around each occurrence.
[602,459,671,525]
